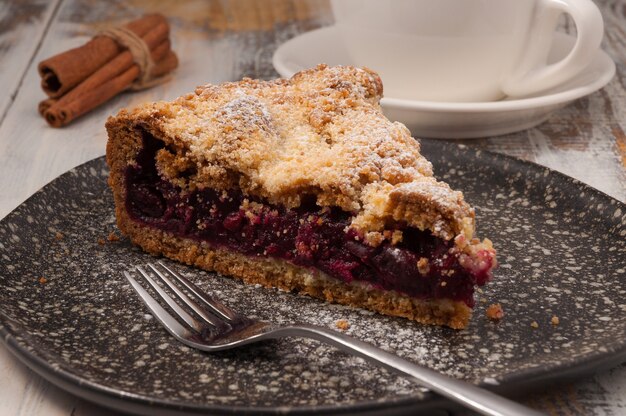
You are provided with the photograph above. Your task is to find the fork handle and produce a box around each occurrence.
[270,324,544,416]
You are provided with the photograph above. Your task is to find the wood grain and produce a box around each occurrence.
[0,0,332,219]
[0,0,61,123]
[0,0,624,415]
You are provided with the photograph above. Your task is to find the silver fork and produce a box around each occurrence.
[124,262,543,416]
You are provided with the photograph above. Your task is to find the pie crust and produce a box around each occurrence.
[106,64,496,329]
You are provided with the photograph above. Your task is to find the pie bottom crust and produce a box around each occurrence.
[115,207,472,329]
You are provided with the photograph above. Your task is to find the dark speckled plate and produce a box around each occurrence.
[1,140,625,415]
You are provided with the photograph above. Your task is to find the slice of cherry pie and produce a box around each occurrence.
[106,65,496,329]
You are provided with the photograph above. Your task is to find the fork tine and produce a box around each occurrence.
[156,261,240,322]
[147,263,228,329]
[135,266,202,332]
[123,271,193,343]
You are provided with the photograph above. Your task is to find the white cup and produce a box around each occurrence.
[331,0,604,102]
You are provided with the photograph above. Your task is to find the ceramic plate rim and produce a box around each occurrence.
[272,26,616,113]
[1,146,625,415]
[3,327,625,416]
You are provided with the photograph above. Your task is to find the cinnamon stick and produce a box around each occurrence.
[38,13,177,127]
[43,53,179,128]
[150,50,178,79]
[38,14,167,98]
[44,23,170,112]
[40,43,178,127]
[42,18,177,127]
[44,67,138,128]
[38,98,56,116]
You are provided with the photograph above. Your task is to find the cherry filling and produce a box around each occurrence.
[125,132,493,307]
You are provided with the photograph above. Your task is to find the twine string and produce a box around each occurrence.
[98,26,168,90]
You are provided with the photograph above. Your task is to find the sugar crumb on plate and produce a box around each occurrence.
[486,303,504,321]
[335,319,350,330]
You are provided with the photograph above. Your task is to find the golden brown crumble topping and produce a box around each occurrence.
[486,303,504,321]
[106,64,476,241]
[335,319,351,330]
[417,257,430,273]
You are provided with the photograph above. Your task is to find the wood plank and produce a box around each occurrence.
[0,0,624,415]
[0,343,120,415]
[0,0,332,219]
[0,1,329,415]
[0,0,62,123]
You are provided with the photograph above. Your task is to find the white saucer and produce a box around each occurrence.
[272,26,615,139]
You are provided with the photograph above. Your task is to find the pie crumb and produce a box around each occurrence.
[391,230,403,245]
[530,321,539,329]
[417,257,430,275]
[335,319,350,330]
[54,232,64,240]
[108,232,120,242]
[97,238,106,245]
[551,316,560,326]
[39,276,47,284]
[486,303,504,321]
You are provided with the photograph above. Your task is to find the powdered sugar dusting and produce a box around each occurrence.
[2,147,625,412]
[113,65,475,241]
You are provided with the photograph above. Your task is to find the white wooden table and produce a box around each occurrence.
[0,0,624,414]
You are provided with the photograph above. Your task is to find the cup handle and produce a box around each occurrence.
[502,0,604,97]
